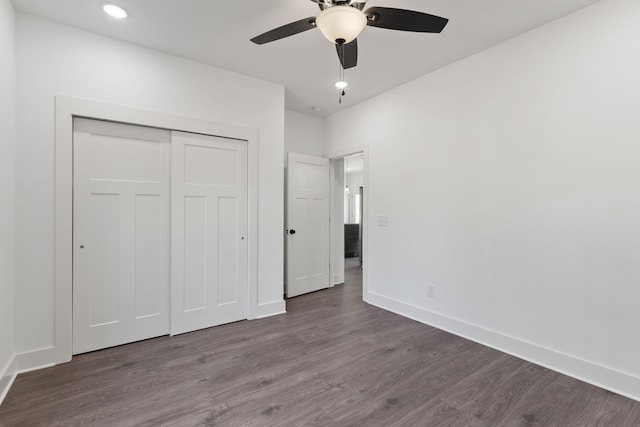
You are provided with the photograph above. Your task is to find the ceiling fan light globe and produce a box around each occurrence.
[316,6,367,44]
[102,3,128,19]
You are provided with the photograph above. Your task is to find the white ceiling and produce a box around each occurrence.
[12,0,600,116]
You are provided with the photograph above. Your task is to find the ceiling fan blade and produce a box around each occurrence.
[364,7,448,33]
[250,17,317,45]
[336,39,358,69]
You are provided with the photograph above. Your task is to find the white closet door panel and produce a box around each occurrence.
[183,195,208,312]
[218,197,239,305]
[134,194,166,319]
[89,137,164,183]
[171,131,248,335]
[184,144,239,186]
[76,118,168,183]
[73,118,171,354]
[89,193,120,326]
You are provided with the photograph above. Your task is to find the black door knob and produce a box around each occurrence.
[289,229,296,235]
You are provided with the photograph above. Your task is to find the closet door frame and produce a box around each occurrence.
[52,96,259,366]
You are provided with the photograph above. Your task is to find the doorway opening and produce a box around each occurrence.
[344,154,363,266]
[330,151,366,298]
[283,147,368,302]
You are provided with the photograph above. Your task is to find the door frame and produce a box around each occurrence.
[326,145,369,302]
[52,96,259,365]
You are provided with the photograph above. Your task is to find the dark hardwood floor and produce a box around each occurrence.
[1,258,639,426]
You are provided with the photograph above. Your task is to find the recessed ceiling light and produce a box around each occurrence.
[335,81,348,89]
[310,107,324,113]
[102,3,128,19]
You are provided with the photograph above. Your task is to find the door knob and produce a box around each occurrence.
[289,229,296,235]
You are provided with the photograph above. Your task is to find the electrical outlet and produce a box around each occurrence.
[427,285,436,298]
[377,216,390,227]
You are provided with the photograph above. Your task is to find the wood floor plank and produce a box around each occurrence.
[1,258,639,426]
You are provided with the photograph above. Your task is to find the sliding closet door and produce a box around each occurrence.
[73,118,171,354]
[171,131,248,335]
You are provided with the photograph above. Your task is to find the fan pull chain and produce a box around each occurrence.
[338,45,346,104]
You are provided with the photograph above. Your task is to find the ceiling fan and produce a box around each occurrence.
[250,0,449,70]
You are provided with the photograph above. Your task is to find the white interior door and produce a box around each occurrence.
[171,131,248,335]
[73,118,171,354]
[286,152,330,298]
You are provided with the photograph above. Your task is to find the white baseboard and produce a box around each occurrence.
[15,347,56,374]
[366,291,640,402]
[0,354,17,406]
[255,300,287,319]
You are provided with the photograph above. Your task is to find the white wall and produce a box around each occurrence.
[14,15,285,361]
[326,0,640,399]
[0,0,16,400]
[284,110,325,158]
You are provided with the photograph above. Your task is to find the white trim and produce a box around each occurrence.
[0,354,17,406]
[254,301,287,319]
[15,347,56,372]
[325,145,369,160]
[325,145,369,301]
[328,160,339,287]
[367,291,640,402]
[55,96,260,365]
[0,372,16,406]
[328,159,339,288]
